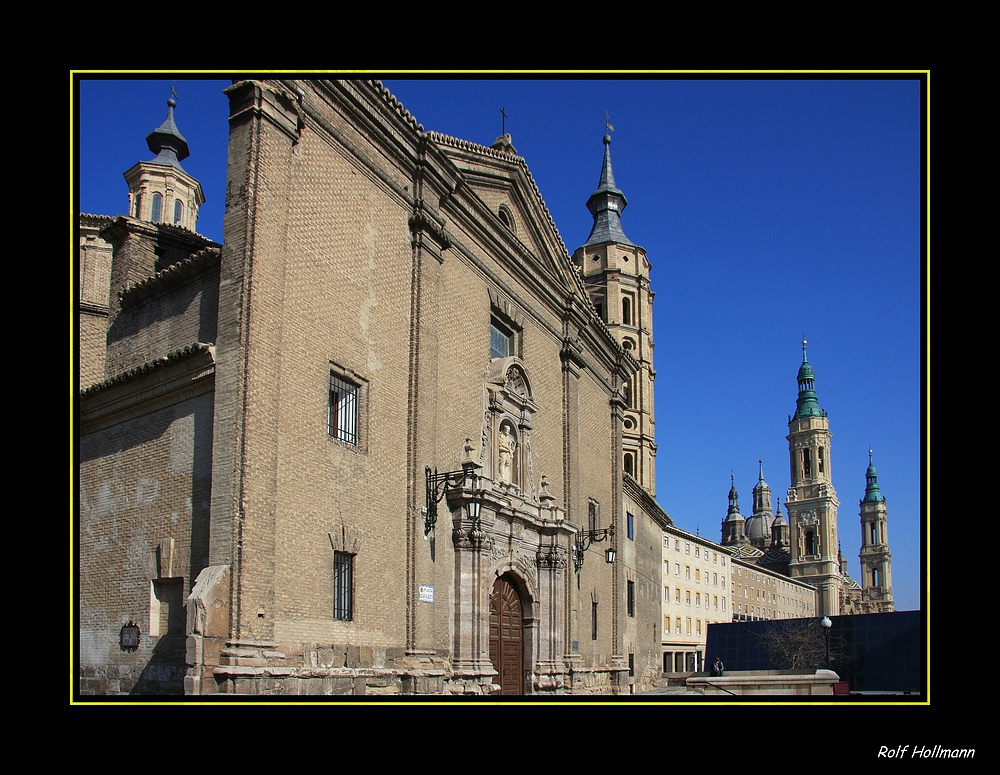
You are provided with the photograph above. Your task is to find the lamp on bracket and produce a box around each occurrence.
[574,523,615,572]
[425,466,480,536]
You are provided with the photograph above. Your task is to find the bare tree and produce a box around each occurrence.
[754,619,839,670]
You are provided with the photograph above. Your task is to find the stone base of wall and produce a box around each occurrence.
[79,660,187,696]
[566,665,629,695]
[80,639,628,698]
[192,642,625,697]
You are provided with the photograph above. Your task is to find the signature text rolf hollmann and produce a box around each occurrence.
[879,746,974,759]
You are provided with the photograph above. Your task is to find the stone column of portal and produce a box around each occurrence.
[534,534,568,693]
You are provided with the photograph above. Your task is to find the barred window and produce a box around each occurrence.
[627,580,635,617]
[329,372,359,444]
[333,551,354,621]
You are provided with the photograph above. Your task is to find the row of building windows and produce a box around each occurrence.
[732,603,811,620]
[663,587,726,611]
[666,561,724,587]
[663,537,726,566]
[664,616,705,637]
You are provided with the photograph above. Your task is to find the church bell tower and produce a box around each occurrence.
[123,89,205,232]
[859,450,894,612]
[786,340,841,615]
[572,129,657,494]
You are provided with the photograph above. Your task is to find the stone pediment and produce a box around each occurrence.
[428,132,577,296]
[487,357,535,408]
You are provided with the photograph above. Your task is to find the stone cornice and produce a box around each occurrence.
[80,213,113,228]
[371,80,424,133]
[99,213,216,246]
[623,473,673,529]
[120,246,221,309]
[78,300,108,316]
[79,343,215,433]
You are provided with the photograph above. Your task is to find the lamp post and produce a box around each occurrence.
[573,524,615,572]
[820,615,832,669]
[425,466,480,536]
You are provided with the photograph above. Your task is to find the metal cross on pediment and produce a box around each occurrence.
[501,107,508,136]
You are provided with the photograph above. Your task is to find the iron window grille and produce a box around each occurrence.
[333,551,354,621]
[329,372,359,444]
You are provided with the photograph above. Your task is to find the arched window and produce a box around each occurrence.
[174,199,183,224]
[624,452,635,476]
[497,204,514,232]
[805,530,817,555]
[133,193,143,218]
[622,297,632,326]
[592,295,605,322]
[151,193,163,222]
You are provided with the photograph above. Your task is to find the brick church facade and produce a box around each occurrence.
[77,79,671,696]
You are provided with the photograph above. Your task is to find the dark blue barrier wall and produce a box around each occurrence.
[704,610,923,695]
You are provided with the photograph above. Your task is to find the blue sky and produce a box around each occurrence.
[75,75,925,612]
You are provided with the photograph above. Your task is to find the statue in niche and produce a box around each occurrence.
[498,422,516,484]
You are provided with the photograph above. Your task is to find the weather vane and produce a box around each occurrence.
[604,109,614,134]
[171,80,178,101]
[501,107,508,136]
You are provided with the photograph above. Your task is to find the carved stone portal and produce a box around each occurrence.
[482,356,538,502]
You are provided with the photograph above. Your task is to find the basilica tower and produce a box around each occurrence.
[745,460,775,548]
[721,474,748,547]
[123,90,205,232]
[859,451,894,612]
[572,131,657,494]
[786,340,841,615]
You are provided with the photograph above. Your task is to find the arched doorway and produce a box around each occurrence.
[489,574,524,695]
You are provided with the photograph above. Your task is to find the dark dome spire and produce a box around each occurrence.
[145,90,190,171]
[726,473,741,517]
[583,133,635,247]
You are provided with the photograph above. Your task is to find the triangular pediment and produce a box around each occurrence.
[427,132,578,296]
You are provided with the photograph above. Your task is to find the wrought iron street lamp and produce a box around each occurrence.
[574,524,615,572]
[425,466,480,536]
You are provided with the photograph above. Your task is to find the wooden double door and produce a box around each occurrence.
[489,574,524,695]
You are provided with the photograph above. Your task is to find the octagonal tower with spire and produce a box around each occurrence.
[123,90,205,232]
[572,130,657,494]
